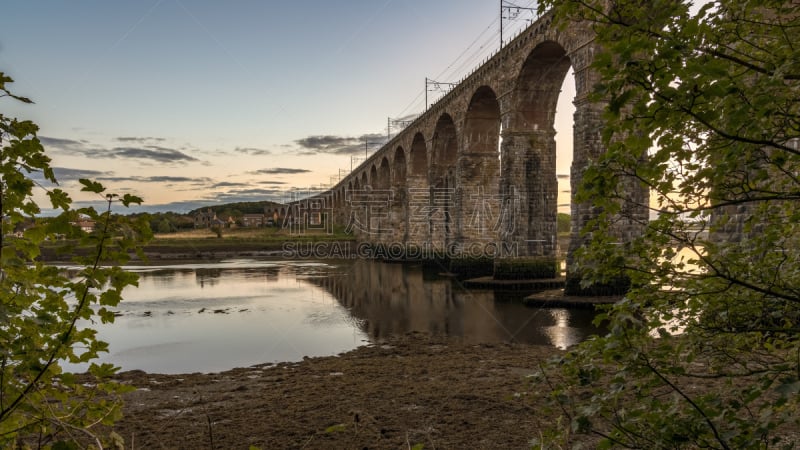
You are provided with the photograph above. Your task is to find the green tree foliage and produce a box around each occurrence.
[217,208,240,221]
[533,1,800,447]
[1,73,151,447]
[210,225,223,238]
[188,200,284,217]
[168,213,195,231]
[137,212,194,233]
[157,218,173,234]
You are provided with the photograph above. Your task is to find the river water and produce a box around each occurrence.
[63,258,602,374]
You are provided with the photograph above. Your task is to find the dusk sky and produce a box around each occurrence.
[1,0,574,214]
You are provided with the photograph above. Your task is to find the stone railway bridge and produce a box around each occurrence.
[283,10,649,294]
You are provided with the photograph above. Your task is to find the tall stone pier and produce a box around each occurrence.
[286,10,649,294]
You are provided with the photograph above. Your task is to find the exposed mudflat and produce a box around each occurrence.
[110,332,561,449]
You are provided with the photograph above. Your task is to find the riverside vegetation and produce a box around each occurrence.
[531,0,800,447]
[1,73,151,448]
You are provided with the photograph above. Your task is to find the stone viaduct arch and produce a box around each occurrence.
[291,10,648,292]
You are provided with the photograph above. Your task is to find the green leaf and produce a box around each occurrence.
[78,178,105,193]
[121,193,143,207]
[47,188,72,210]
[88,363,120,379]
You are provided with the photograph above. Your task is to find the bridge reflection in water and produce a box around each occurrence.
[310,259,603,350]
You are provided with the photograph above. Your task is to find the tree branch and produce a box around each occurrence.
[639,354,730,450]
[0,197,114,423]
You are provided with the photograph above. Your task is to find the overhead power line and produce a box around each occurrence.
[394,0,538,121]
[501,1,538,47]
[425,78,457,110]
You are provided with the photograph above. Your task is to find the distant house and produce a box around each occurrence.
[194,209,217,228]
[70,219,96,233]
[211,217,228,229]
[9,219,36,237]
[264,205,287,227]
[241,214,266,227]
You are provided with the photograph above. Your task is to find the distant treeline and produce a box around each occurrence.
[186,200,284,217]
[130,200,286,234]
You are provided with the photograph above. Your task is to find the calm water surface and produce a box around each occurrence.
[64,258,602,374]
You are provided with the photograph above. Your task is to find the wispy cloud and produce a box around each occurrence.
[249,167,311,175]
[296,135,358,150]
[214,180,286,187]
[294,133,387,155]
[27,166,108,185]
[233,146,271,156]
[40,136,86,151]
[40,135,199,164]
[115,136,166,143]
[112,146,198,162]
[212,181,249,189]
[29,166,209,192]
[51,167,107,181]
[97,175,211,184]
[209,188,296,205]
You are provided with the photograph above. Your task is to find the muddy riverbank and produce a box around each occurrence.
[109,332,564,449]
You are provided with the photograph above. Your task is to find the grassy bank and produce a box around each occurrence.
[42,228,571,263]
[150,227,353,246]
[146,227,355,261]
[40,227,356,262]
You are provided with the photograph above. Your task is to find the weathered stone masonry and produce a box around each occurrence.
[291,10,649,293]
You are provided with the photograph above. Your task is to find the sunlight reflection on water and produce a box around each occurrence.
[63,258,602,374]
